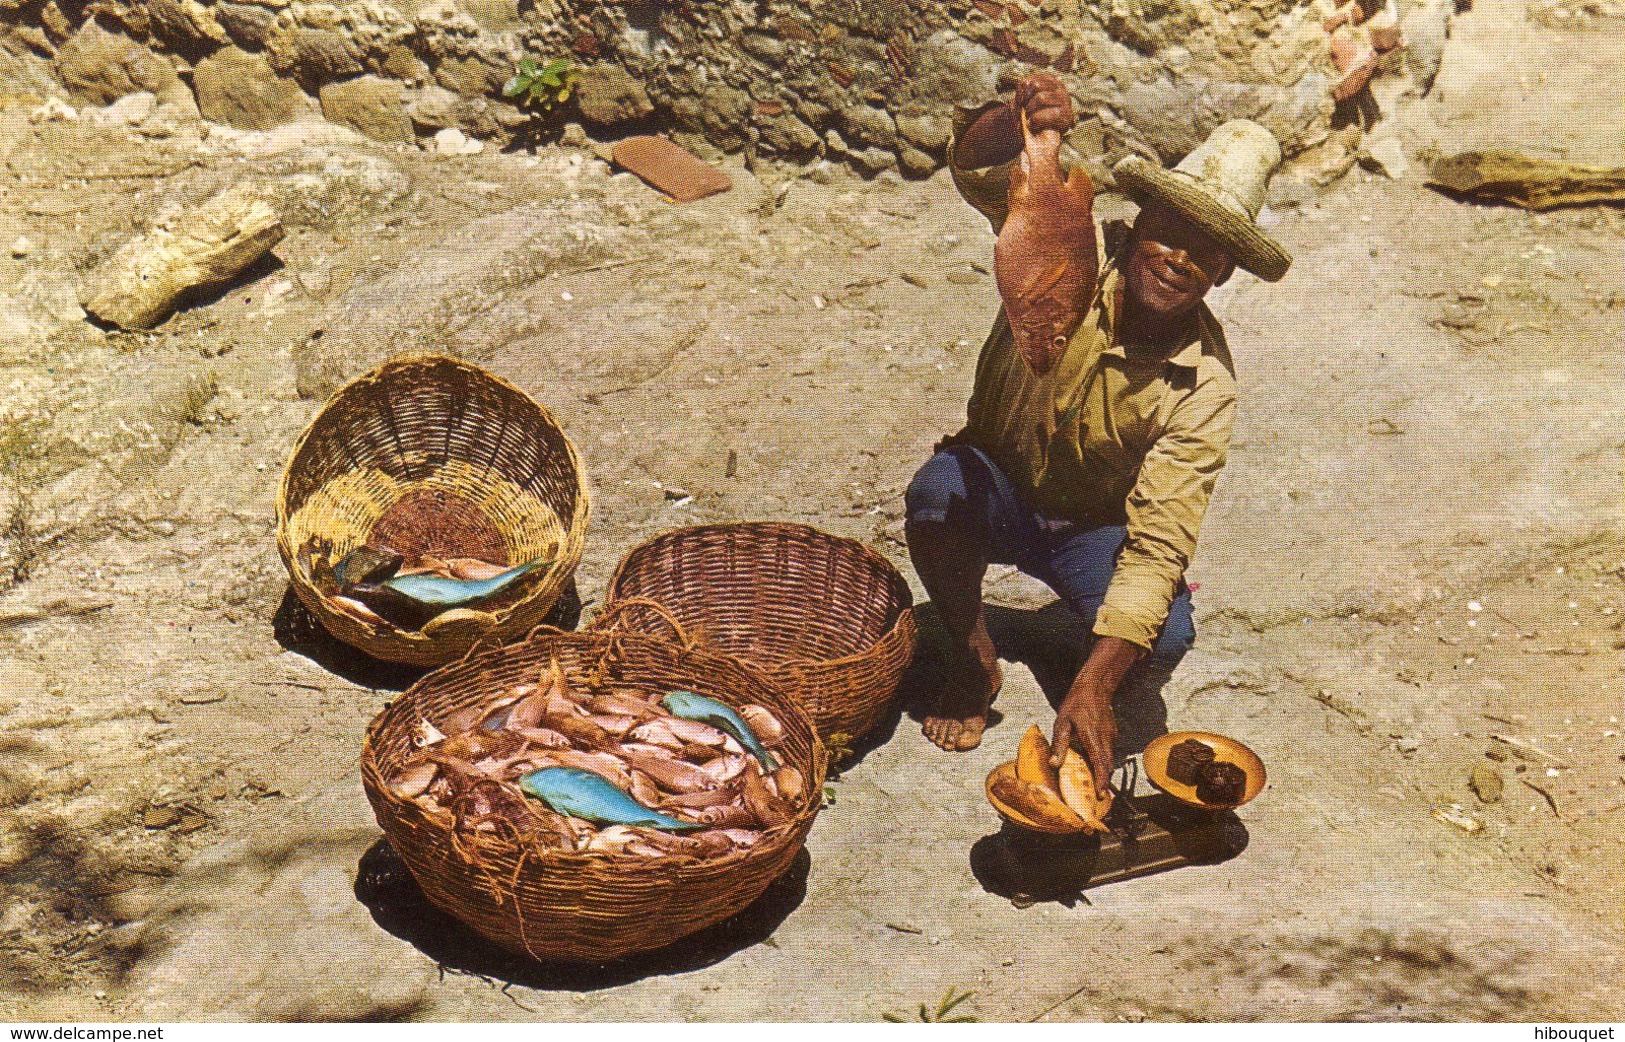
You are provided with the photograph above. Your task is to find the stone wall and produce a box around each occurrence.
[4,0,1337,176]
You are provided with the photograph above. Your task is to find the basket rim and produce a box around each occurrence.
[599,520,916,671]
[274,353,592,659]
[360,625,827,871]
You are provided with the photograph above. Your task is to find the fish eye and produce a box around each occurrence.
[1052,335,1068,347]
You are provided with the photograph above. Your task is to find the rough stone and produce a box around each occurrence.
[289,28,366,86]
[214,3,279,51]
[52,22,191,110]
[896,111,952,155]
[88,90,156,126]
[757,112,821,159]
[146,0,231,50]
[405,84,508,140]
[740,31,789,64]
[911,30,1003,107]
[319,76,413,143]
[840,104,897,151]
[253,146,411,230]
[434,54,507,98]
[575,63,654,127]
[898,144,940,179]
[697,83,753,152]
[193,47,307,131]
[850,145,900,177]
[1360,135,1408,178]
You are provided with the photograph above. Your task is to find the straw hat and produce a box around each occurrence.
[1113,120,1293,282]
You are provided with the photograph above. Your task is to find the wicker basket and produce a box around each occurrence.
[276,355,590,667]
[599,522,917,742]
[359,621,827,963]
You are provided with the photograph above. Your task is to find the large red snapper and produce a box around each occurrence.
[994,110,1099,375]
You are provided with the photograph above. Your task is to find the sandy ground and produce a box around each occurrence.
[0,0,1621,1022]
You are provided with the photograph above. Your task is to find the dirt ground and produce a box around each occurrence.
[0,0,1621,1022]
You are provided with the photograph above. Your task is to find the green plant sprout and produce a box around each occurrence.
[882,987,979,1023]
[503,57,579,115]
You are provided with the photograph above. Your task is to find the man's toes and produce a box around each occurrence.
[956,717,986,751]
[923,717,951,749]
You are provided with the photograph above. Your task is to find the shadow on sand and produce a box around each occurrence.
[353,838,810,991]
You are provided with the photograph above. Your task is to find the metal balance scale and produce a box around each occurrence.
[973,730,1265,903]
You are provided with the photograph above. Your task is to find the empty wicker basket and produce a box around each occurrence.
[360,624,826,962]
[599,522,916,742]
[276,355,589,667]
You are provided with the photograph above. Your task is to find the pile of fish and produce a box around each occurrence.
[985,725,1111,835]
[307,541,550,630]
[385,657,804,859]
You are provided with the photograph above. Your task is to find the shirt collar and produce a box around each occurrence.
[1097,261,1206,370]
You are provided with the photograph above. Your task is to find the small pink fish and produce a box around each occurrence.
[683,802,756,828]
[551,713,612,748]
[583,824,641,854]
[511,726,572,750]
[768,765,805,805]
[738,705,784,746]
[589,691,665,718]
[712,828,761,850]
[618,745,715,793]
[589,713,639,737]
[739,766,792,829]
[389,760,439,799]
[658,782,742,809]
[629,719,687,752]
[505,693,551,730]
[699,754,750,784]
[994,109,1098,376]
[547,749,634,791]
[628,769,664,808]
[665,717,729,747]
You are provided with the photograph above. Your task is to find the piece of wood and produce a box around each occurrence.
[1489,733,1572,769]
[612,135,732,203]
[82,184,284,330]
[1428,150,1625,211]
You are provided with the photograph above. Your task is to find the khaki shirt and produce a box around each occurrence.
[948,106,1237,652]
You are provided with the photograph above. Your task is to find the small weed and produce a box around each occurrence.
[882,987,979,1023]
[825,729,855,775]
[502,57,578,117]
[0,415,50,589]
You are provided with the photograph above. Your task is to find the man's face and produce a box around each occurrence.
[1123,202,1236,317]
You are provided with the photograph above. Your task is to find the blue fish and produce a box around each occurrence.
[373,559,548,607]
[660,691,777,771]
[348,558,550,627]
[517,767,700,832]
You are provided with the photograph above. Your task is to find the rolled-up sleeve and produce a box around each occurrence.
[948,101,1017,234]
[1093,370,1236,651]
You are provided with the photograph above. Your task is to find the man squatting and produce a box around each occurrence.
[904,73,1294,800]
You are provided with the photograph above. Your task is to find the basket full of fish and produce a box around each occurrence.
[277,354,590,667]
[360,620,826,962]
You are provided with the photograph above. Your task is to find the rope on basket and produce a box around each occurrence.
[591,596,701,651]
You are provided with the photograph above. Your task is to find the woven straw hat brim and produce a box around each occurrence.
[1114,157,1292,282]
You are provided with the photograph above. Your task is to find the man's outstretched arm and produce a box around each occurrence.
[1052,366,1237,797]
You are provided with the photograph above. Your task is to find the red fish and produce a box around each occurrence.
[994,109,1098,375]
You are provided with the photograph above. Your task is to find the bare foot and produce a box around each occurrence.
[923,650,1003,752]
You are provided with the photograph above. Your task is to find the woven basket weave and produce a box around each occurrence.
[276,355,590,667]
[359,622,826,963]
[599,522,916,742]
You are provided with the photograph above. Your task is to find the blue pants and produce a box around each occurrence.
[905,446,1192,755]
